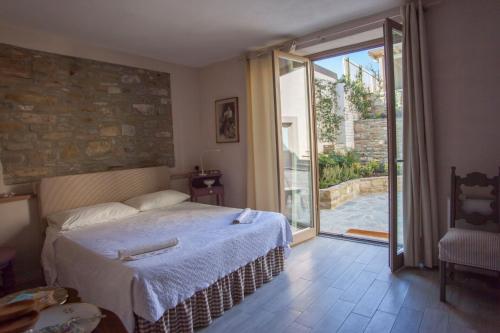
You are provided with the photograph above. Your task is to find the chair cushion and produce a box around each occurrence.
[439,228,500,271]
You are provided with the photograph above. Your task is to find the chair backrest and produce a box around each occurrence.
[450,167,500,228]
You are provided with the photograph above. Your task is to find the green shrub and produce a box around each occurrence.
[318,151,387,189]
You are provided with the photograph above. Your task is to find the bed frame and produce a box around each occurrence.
[37,166,170,220]
[36,165,287,333]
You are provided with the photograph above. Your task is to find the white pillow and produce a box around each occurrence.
[124,190,190,211]
[47,202,139,231]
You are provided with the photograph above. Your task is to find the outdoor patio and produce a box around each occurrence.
[320,192,389,241]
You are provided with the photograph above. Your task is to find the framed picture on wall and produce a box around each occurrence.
[215,97,239,143]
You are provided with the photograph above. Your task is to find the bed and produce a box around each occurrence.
[38,166,293,333]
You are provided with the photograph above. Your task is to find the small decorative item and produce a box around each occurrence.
[1,287,69,308]
[33,303,103,333]
[203,179,215,188]
[215,97,239,143]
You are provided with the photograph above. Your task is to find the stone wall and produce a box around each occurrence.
[354,118,387,163]
[0,43,174,184]
[319,176,388,209]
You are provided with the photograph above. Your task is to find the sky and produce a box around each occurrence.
[314,47,382,78]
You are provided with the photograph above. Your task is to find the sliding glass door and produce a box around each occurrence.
[384,19,405,271]
[273,50,318,244]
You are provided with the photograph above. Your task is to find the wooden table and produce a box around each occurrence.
[67,288,127,333]
[189,171,225,205]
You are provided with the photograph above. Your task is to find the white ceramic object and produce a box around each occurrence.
[33,303,102,333]
[203,179,215,188]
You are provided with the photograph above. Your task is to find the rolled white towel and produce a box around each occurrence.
[232,208,256,224]
[118,238,179,261]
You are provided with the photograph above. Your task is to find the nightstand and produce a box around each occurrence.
[189,171,224,206]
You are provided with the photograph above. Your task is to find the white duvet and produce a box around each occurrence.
[41,202,293,332]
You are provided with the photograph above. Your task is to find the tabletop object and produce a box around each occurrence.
[66,288,127,333]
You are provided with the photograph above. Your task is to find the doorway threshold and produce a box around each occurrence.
[319,232,388,247]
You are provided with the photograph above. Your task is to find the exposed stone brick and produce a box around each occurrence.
[41,132,72,140]
[150,88,168,96]
[13,167,50,178]
[6,142,34,151]
[0,42,173,185]
[121,75,141,83]
[155,131,171,138]
[21,113,57,124]
[0,121,24,132]
[132,104,155,116]
[61,143,80,160]
[27,150,53,164]
[86,141,112,156]
[354,119,388,163]
[10,133,37,142]
[1,152,26,164]
[100,126,120,137]
[143,120,157,128]
[5,93,57,105]
[17,105,35,111]
[107,86,121,94]
[0,56,32,79]
[121,125,135,136]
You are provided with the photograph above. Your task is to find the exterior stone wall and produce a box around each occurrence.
[319,176,388,209]
[0,43,174,184]
[354,118,387,163]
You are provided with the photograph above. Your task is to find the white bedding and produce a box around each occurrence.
[41,202,293,332]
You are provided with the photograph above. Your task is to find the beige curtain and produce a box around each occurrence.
[246,52,280,212]
[402,0,439,268]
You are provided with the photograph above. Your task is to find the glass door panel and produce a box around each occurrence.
[273,50,318,243]
[384,19,404,271]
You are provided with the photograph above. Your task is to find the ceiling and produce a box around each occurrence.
[0,0,401,67]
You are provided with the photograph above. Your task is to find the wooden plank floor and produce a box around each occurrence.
[199,237,500,333]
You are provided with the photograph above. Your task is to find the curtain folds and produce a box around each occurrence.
[245,52,280,212]
[402,0,439,268]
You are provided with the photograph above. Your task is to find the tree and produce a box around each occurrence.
[314,78,343,144]
[341,67,381,119]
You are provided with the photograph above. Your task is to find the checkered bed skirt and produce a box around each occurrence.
[135,246,285,333]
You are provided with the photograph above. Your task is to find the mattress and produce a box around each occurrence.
[41,202,293,332]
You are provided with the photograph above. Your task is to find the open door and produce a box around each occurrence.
[273,50,318,245]
[384,19,404,271]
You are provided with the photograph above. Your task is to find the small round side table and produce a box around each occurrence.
[0,247,16,296]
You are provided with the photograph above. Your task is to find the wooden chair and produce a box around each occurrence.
[439,167,500,302]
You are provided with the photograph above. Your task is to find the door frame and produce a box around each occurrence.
[308,38,385,61]
[272,50,319,245]
[308,39,386,243]
[384,18,404,271]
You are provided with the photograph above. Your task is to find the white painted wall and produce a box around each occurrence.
[199,57,247,208]
[280,69,310,160]
[0,22,202,284]
[425,0,500,235]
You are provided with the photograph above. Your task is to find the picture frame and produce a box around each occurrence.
[215,97,239,143]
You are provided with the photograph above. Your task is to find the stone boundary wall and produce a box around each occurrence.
[320,176,388,209]
[354,118,388,163]
[0,43,174,184]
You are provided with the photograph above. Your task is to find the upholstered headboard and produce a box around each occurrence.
[38,166,170,219]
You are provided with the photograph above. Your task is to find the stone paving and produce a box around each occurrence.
[320,192,389,236]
